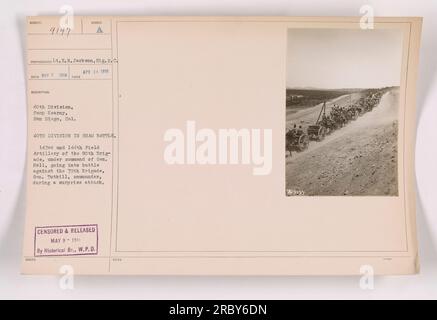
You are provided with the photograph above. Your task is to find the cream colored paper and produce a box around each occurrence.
[22,16,421,275]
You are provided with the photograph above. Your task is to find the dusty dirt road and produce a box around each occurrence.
[286,88,399,196]
[286,92,363,130]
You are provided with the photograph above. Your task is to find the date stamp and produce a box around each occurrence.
[34,224,98,257]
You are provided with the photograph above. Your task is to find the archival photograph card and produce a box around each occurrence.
[22,16,421,275]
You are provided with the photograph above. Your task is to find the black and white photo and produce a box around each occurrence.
[285,28,403,196]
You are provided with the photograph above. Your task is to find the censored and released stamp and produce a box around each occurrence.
[34,224,98,257]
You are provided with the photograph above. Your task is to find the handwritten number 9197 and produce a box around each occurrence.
[49,27,71,37]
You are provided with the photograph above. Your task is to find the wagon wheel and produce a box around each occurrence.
[299,135,309,151]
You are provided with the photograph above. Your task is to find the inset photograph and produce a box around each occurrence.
[285,28,403,196]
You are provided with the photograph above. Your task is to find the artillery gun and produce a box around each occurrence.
[307,101,328,141]
[286,125,310,154]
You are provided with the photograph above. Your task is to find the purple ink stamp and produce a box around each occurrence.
[34,224,98,257]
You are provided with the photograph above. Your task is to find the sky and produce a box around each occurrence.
[286,28,404,89]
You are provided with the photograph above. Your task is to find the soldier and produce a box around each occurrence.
[297,125,304,136]
[286,124,296,144]
[286,125,296,156]
[290,124,297,137]
[321,114,328,127]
